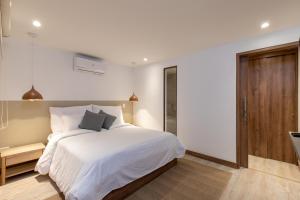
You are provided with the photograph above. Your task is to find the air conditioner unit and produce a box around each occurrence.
[73,54,105,75]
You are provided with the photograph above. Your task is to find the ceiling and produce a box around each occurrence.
[11,0,300,66]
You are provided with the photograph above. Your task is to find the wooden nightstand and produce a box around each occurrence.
[0,143,45,185]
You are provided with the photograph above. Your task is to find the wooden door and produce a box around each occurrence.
[247,50,298,164]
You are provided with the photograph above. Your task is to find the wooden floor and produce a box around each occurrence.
[1,155,300,200]
[248,155,300,183]
[126,158,231,200]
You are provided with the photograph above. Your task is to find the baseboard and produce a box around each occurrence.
[186,150,239,169]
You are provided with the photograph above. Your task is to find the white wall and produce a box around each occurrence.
[2,37,133,100]
[133,26,300,163]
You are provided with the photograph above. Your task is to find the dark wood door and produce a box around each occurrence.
[247,50,297,163]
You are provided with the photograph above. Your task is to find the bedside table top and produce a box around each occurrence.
[1,143,45,158]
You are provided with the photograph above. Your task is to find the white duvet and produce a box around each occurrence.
[36,124,185,200]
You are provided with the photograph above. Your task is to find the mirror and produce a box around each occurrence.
[164,66,177,135]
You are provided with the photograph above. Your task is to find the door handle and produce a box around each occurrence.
[243,96,247,123]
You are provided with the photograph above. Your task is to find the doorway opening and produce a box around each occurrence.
[164,66,177,135]
[237,42,299,169]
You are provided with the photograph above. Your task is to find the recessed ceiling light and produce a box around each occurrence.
[143,58,148,62]
[261,21,270,29]
[32,20,42,28]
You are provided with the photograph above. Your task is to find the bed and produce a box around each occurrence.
[35,105,185,200]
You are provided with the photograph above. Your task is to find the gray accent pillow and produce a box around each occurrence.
[99,110,117,129]
[79,110,106,131]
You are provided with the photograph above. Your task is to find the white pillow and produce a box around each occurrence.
[49,107,64,133]
[49,105,92,132]
[62,113,84,131]
[92,105,124,128]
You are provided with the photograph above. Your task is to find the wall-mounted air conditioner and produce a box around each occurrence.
[73,54,105,75]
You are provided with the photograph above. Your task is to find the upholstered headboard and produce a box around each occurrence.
[0,101,132,148]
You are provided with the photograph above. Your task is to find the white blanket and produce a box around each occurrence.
[36,124,185,200]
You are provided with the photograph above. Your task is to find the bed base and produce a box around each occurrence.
[103,159,177,200]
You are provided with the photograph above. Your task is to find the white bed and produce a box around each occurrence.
[36,124,185,200]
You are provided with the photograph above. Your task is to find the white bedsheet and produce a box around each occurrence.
[36,124,185,200]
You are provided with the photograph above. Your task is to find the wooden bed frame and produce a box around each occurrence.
[104,159,177,200]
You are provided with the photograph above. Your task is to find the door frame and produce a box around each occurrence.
[163,66,178,132]
[236,42,299,168]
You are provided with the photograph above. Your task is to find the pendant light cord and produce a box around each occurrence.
[0,6,8,130]
[31,33,35,87]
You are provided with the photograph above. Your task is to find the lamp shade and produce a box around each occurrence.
[129,93,138,102]
[22,86,43,101]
